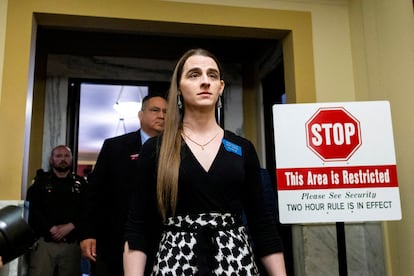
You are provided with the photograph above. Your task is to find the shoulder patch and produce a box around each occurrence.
[71,173,84,194]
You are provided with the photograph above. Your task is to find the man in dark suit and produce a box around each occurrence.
[79,95,167,276]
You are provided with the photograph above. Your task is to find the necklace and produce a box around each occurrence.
[182,130,219,150]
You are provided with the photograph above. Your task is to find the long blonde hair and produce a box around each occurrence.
[157,48,223,220]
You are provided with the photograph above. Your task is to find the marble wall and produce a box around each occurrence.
[291,223,385,276]
[41,77,69,170]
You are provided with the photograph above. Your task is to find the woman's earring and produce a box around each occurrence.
[217,95,222,109]
[177,95,183,110]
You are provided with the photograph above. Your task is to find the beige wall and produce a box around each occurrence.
[348,1,414,275]
[0,0,7,100]
[1,0,413,275]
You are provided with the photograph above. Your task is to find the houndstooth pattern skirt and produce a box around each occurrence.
[151,213,259,276]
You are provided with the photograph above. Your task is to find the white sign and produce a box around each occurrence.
[273,101,401,223]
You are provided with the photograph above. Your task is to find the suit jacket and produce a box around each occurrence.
[79,130,142,257]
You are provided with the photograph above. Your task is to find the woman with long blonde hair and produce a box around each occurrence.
[124,48,286,275]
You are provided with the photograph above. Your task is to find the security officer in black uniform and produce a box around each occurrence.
[26,145,86,276]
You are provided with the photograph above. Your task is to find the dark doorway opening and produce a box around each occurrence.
[261,59,294,275]
[66,78,169,172]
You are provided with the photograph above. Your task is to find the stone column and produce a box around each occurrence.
[292,223,385,276]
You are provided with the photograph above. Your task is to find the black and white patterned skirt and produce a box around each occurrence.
[151,213,259,276]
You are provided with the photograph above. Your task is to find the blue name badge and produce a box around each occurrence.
[222,139,242,156]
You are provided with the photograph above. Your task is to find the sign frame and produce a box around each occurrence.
[273,101,401,224]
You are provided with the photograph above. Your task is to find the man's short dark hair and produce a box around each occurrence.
[141,95,166,110]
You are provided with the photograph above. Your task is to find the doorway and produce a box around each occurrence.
[66,78,169,173]
[33,21,294,275]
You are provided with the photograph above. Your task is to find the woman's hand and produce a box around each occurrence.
[123,242,147,276]
[261,252,287,276]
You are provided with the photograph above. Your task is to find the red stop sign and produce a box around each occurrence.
[305,107,361,161]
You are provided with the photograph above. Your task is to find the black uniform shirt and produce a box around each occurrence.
[27,171,85,242]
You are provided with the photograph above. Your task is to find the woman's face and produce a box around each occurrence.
[179,54,224,110]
